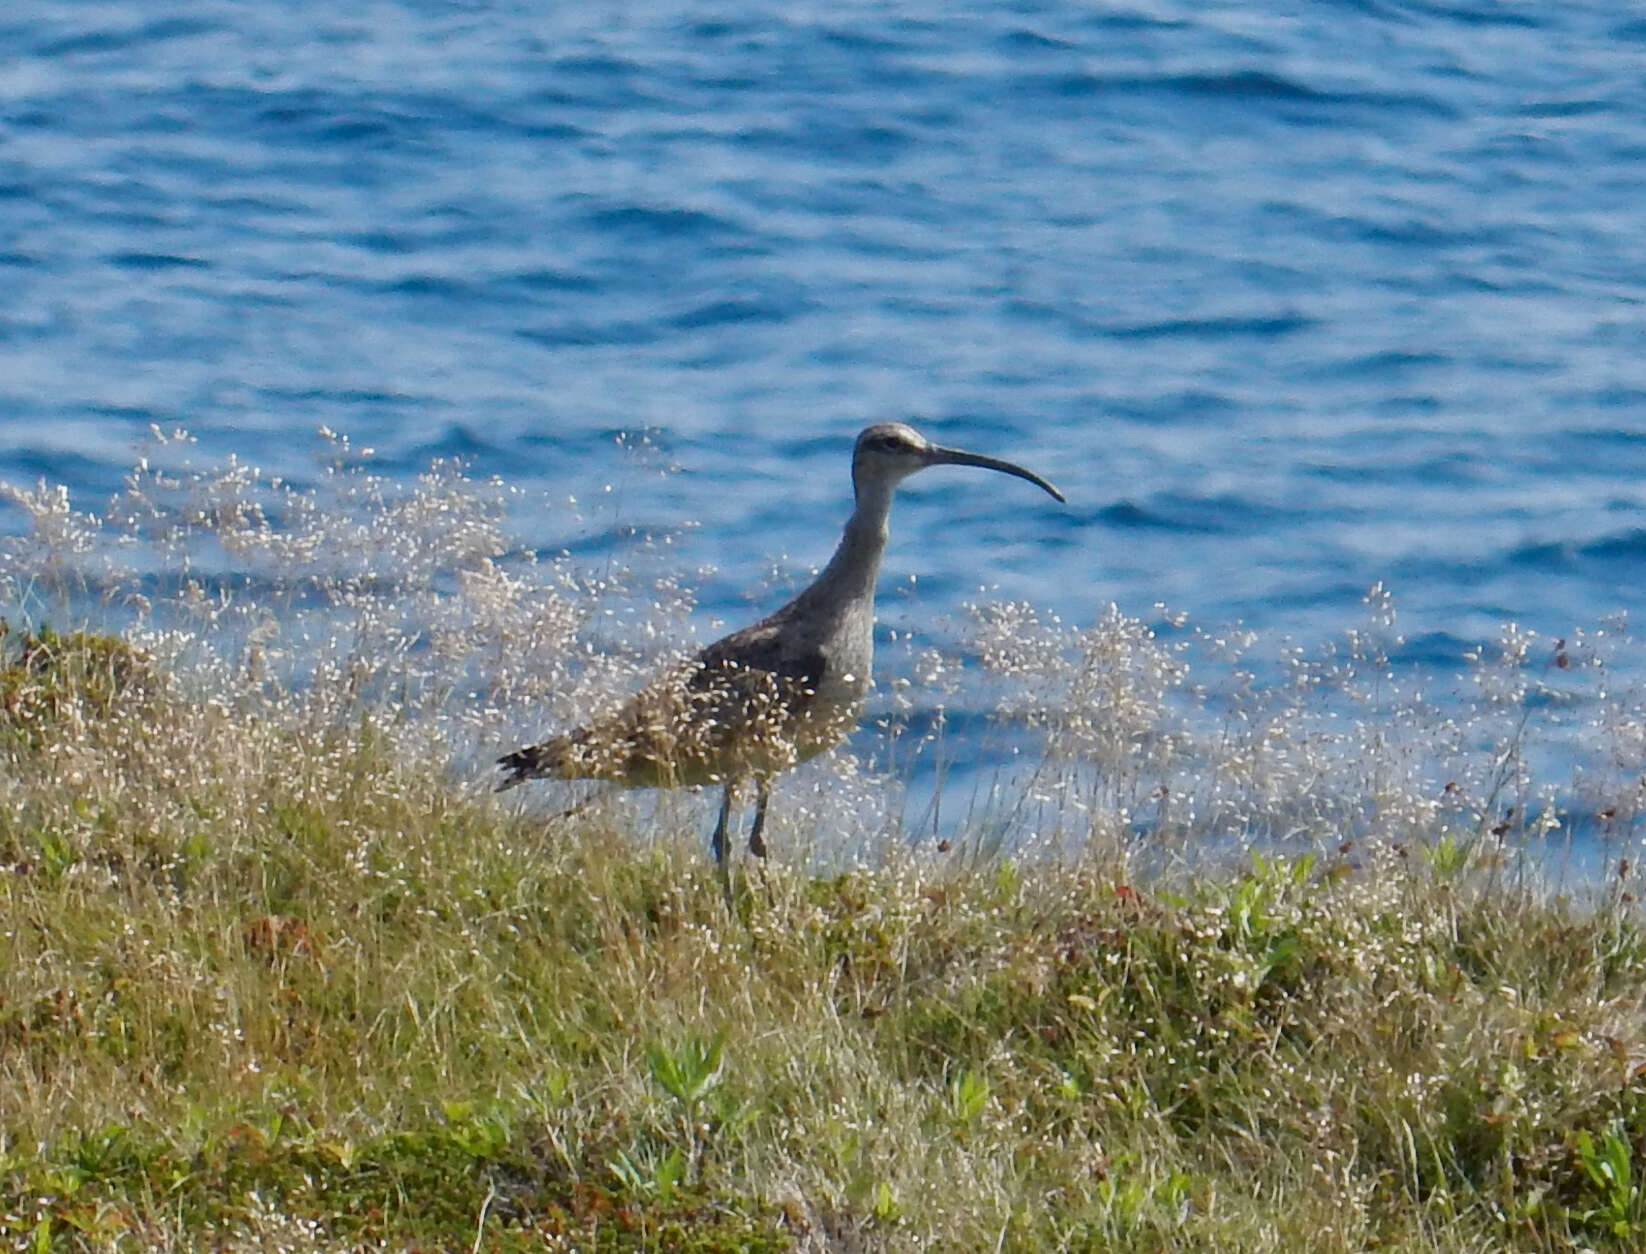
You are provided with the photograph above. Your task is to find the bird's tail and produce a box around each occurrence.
[495,735,574,791]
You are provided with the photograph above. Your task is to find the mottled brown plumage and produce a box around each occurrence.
[497,633,831,791]
[498,422,1064,892]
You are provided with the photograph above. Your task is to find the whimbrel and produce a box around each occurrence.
[497,422,1065,891]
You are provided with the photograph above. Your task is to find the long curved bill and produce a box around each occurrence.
[926,444,1066,503]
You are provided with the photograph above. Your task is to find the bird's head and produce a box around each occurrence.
[851,422,1065,504]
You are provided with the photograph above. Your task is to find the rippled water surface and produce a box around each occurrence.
[4,1,1646,840]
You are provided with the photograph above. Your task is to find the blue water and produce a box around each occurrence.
[4,1,1646,837]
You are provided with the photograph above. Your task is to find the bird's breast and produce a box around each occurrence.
[785,639,871,761]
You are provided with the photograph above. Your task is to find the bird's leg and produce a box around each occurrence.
[747,777,771,859]
[552,793,595,824]
[711,779,737,905]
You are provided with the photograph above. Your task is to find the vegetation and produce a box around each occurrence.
[2,435,1644,1250]
[0,627,1642,1251]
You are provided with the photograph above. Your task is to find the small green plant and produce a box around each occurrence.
[32,827,77,881]
[1426,832,1471,880]
[644,1030,729,1182]
[646,1030,727,1116]
[439,1100,510,1161]
[872,1178,900,1224]
[1222,851,1309,992]
[608,1145,688,1203]
[1570,1123,1644,1241]
[1093,1153,1194,1235]
[65,1125,131,1188]
[947,1067,991,1127]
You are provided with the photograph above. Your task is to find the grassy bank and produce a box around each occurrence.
[2,629,1645,1252]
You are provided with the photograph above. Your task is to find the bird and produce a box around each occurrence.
[497,421,1065,896]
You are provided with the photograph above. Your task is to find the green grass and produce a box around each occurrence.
[2,629,1645,1251]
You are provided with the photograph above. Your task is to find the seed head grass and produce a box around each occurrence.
[2,436,1645,1250]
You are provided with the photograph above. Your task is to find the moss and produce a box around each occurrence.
[0,621,157,750]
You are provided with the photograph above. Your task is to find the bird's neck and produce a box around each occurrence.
[809,478,895,608]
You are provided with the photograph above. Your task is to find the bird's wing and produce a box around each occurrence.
[496,619,828,790]
[679,618,828,756]
[694,617,826,694]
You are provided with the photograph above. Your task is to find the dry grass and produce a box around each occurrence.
[2,433,1645,1251]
